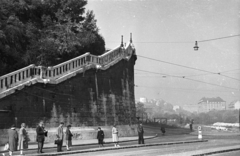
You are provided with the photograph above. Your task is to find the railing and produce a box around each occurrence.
[42,53,90,80]
[0,65,37,92]
[0,42,134,94]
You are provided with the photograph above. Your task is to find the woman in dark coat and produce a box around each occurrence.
[97,127,104,147]
[8,125,18,156]
[65,125,73,151]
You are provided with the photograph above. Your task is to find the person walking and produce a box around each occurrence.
[97,127,104,147]
[137,123,144,144]
[8,125,18,156]
[18,123,28,155]
[36,121,47,153]
[65,125,73,151]
[112,125,120,147]
[161,125,166,136]
[56,122,64,152]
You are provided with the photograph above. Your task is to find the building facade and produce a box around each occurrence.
[228,100,240,110]
[198,97,226,113]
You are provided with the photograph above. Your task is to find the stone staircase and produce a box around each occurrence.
[0,35,136,100]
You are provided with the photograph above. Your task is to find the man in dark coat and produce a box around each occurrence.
[137,123,144,144]
[161,125,166,136]
[97,127,104,147]
[36,121,47,153]
[8,125,18,156]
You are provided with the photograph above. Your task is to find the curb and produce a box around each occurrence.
[31,139,208,156]
[0,134,158,154]
[192,147,240,156]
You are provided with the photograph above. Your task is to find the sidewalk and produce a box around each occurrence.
[29,139,208,156]
[0,135,156,154]
[29,135,156,149]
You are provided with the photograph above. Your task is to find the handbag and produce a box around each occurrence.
[54,139,61,145]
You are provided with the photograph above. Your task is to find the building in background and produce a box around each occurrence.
[228,100,240,110]
[198,97,226,113]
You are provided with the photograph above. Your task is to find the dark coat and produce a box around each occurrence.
[97,130,104,139]
[161,127,166,133]
[65,129,73,140]
[8,128,18,152]
[36,126,45,142]
[137,126,144,135]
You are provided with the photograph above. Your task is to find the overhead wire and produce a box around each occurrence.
[198,34,240,43]
[136,85,239,96]
[135,69,239,91]
[135,69,240,78]
[137,55,240,81]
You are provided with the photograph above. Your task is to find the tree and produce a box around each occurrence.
[136,102,147,121]
[0,0,105,75]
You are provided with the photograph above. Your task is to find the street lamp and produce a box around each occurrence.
[193,41,199,51]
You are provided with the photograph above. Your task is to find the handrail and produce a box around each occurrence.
[0,65,38,92]
[0,42,135,95]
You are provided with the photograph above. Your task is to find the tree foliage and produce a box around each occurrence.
[0,0,105,76]
[190,109,239,125]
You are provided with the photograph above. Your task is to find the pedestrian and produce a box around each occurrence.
[189,123,193,131]
[97,127,104,147]
[18,123,29,155]
[65,125,73,151]
[161,125,166,136]
[8,125,18,156]
[137,123,144,144]
[112,125,120,147]
[36,121,47,153]
[56,122,64,152]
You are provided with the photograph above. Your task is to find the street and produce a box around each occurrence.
[24,132,239,156]
[66,137,240,156]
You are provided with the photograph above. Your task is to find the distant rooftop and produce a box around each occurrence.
[198,97,225,104]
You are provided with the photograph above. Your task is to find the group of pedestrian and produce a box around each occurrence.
[35,121,74,153]
[5,122,146,155]
[96,125,120,148]
[7,123,29,156]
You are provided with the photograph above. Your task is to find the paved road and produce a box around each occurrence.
[6,134,196,155]
[2,126,239,156]
[65,135,240,156]
[213,151,240,156]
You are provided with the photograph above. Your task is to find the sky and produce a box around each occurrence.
[86,0,240,106]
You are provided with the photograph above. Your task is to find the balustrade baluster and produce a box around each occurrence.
[18,73,21,81]
[0,79,3,89]
[5,77,8,88]
[22,71,25,80]
[10,76,13,85]
[48,70,51,78]
[26,69,29,78]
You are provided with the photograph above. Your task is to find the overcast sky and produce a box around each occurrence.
[86,0,240,106]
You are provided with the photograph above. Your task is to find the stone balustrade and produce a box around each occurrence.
[0,65,37,92]
[0,42,134,95]
[42,53,90,80]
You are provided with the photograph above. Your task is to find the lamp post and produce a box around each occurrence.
[193,41,199,51]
